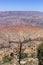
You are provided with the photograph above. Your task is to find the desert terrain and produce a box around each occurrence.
[0,11,43,65]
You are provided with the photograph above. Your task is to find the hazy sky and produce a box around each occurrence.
[0,0,43,12]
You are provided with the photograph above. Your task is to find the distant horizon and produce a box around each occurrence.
[0,10,43,12]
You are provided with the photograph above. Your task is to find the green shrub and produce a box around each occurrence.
[3,55,12,63]
[37,42,43,65]
[21,53,28,59]
[18,53,28,59]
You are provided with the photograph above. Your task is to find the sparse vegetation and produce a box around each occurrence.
[18,52,28,59]
[3,55,12,63]
[37,42,43,65]
[31,52,37,58]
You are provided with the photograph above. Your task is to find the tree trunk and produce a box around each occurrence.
[19,42,22,65]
